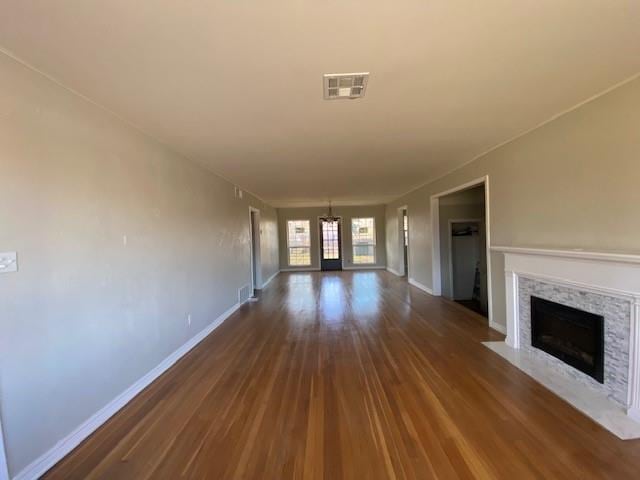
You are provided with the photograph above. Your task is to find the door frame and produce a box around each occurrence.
[248,206,261,292]
[397,205,409,277]
[430,175,494,327]
[448,218,482,300]
[317,216,344,270]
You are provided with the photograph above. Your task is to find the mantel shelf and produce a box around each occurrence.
[491,246,640,265]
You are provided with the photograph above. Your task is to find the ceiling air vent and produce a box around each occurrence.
[323,72,369,100]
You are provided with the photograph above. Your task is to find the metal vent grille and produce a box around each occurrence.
[323,73,369,100]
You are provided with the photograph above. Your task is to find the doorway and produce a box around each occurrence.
[437,186,487,317]
[396,205,409,277]
[319,218,342,271]
[430,177,493,323]
[402,208,409,277]
[249,207,261,296]
[449,220,486,315]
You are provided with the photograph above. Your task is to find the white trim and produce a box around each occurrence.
[491,246,640,265]
[430,176,493,325]
[386,267,402,276]
[431,177,489,199]
[248,206,261,292]
[489,321,507,335]
[504,270,520,348]
[0,415,8,480]
[628,299,640,423]
[501,253,640,298]
[408,277,433,295]
[13,301,246,480]
[485,177,494,324]
[261,270,280,289]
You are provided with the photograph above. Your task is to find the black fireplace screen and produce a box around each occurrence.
[531,296,604,383]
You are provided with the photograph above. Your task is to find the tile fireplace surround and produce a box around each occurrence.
[487,246,640,439]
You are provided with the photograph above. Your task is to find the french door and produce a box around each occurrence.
[319,219,342,271]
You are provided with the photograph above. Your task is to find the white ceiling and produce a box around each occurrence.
[1,1,639,207]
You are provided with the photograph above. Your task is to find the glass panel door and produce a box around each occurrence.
[320,219,342,271]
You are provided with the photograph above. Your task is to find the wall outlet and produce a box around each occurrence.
[0,252,17,273]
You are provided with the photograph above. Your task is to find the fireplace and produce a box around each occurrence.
[531,296,605,383]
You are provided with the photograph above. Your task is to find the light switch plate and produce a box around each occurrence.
[0,252,17,273]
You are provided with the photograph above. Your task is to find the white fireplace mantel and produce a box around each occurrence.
[490,246,640,428]
[491,245,640,266]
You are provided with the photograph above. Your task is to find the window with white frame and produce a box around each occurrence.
[351,217,376,264]
[287,220,311,266]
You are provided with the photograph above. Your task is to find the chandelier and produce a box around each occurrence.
[320,201,338,222]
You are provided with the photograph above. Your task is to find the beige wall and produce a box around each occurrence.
[0,52,278,476]
[386,76,640,329]
[278,205,386,270]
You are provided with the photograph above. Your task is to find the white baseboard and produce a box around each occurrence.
[408,277,433,295]
[261,270,280,289]
[489,321,507,335]
[280,267,320,272]
[342,266,385,271]
[13,301,245,480]
[386,267,402,276]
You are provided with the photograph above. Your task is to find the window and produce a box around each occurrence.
[287,220,311,266]
[351,217,376,264]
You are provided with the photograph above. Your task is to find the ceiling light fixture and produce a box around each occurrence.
[320,201,339,222]
[323,72,369,100]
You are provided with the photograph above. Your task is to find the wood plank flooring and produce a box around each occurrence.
[45,271,640,479]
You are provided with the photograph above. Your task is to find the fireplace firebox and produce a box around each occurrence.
[531,296,604,383]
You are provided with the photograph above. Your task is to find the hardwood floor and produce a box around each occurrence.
[45,271,640,479]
